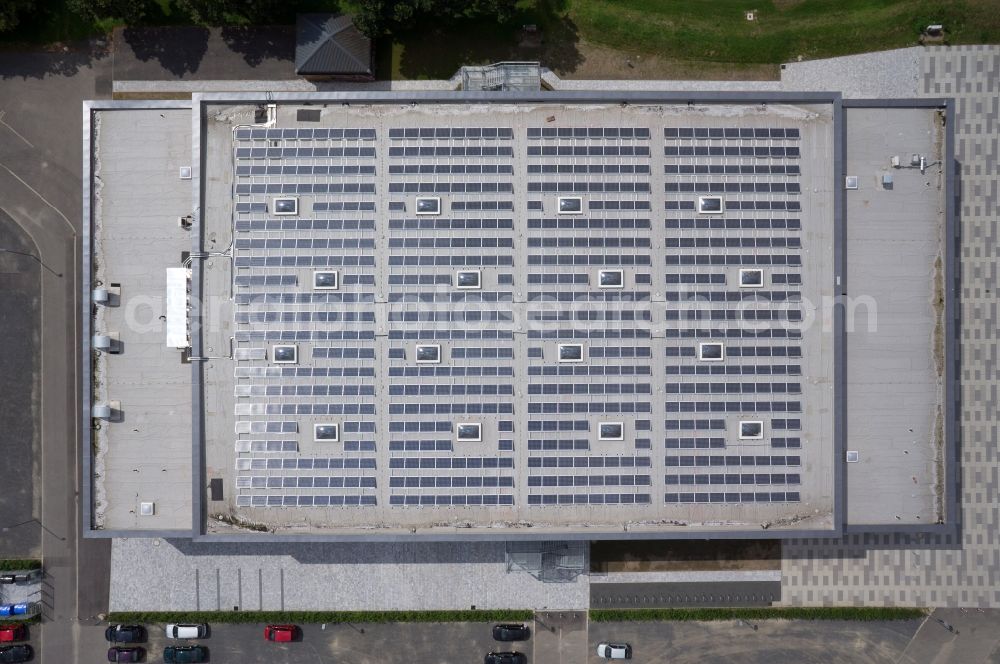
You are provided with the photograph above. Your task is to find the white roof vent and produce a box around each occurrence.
[92,335,114,351]
[139,502,155,516]
[92,288,110,304]
[92,403,112,419]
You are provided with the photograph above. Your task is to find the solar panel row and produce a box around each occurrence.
[230,119,814,510]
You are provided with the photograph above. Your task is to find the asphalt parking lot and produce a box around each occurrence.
[86,609,1000,663]
[111,622,528,664]
[588,618,924,664]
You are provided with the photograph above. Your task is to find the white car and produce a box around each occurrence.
[165,623,208,639]
[597,642,632,659]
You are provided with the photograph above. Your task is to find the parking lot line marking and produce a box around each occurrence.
[0,162,75,236]
[0,110,35,149]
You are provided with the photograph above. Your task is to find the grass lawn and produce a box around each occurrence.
[569,0,1000,63]
[2,0,998,78]
[380,0,1000,78]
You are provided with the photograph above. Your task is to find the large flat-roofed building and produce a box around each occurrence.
[83,92,957,541]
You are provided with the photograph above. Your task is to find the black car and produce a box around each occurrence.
[492,624,530,642]
[105,625,145,643]
[0,645,32,663]
[484,652,526,664]
[163,646,207,663]
[107,647,143,663]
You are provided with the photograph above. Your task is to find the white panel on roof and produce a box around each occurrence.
[165,267,190,348]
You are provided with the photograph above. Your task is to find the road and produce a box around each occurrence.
[0,41,113,662]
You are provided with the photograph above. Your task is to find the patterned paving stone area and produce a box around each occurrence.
[781,45,1000,607]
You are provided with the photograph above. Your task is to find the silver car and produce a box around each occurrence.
[164,623,207,639]
[597,642,632,659]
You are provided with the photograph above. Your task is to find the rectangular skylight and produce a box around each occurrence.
[558,343,584,363]
[313,270,339,290]
[739,268,764,288]
[456,423,482,442]
[698,342,725,361]
[598,269,624,288]
[845,175,859,190]
[271,344,297,364]
[455,270,481,289]
[697,196,724,214]
[272,197,298,215]
[415,197,441,215]
[314,423,340,442]
[415,344,442,364]
[598,422,624,441]
[557,197,583,214]
[738,420,764,439]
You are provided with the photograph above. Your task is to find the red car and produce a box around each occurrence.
[0,625,25,643]
[263,624,298,642]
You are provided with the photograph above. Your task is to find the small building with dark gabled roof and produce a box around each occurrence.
[295,13,374,81]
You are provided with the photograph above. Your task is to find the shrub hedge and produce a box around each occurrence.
[0,559,42,572]
[590,607,927,622]
[107,609,534,624]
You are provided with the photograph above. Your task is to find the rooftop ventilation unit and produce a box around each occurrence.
[92,335,114,351]
[139,502,155,516]
[92,288,110,304]
[92,403,112,419]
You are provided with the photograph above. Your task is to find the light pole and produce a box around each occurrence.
[0,247,62,277]
[1,518,66,541]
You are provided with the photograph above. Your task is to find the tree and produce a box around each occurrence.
[172,0,285,25]
[67,0,152,24]
[0,0,34,33]
[354,0,517,38]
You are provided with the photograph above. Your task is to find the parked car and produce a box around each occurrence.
[106,646,143,663]
[492,624,530,641]
[0,645,32,663]
[105,624,145,643]
[163,646,207,663]
[484,652,527,664]
[597,642,632,659]
[0,573,37,585]
[165,624,207,639]
[263,625,298,642]
[0,626,25,643]
[0,606,37,619]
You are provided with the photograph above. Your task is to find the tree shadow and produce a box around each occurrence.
[220,26,295,68]
[121,26,210,77]
[393,0,581,80]
[0,39,105,80]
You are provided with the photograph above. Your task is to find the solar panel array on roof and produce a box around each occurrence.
[224,106,831,525]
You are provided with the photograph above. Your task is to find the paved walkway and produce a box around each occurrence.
[781,46,1000,607]
[110,539,589,611]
